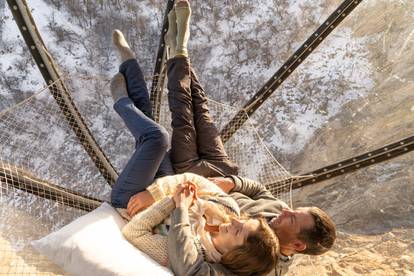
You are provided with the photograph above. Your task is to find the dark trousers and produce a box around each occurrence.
[111,59,174,208]
[167,57,239,177]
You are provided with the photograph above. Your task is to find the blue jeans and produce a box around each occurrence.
[111,59,174,208]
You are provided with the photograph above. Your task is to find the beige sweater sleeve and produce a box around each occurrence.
[146,172,224,202]
[121,197,175,266]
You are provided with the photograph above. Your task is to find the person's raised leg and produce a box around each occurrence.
[113,29,173,179]
[166,1,198,172]
[113,30,153,119]
[166,1,237,176]
[110,74,171,208]
[165,1,221,160]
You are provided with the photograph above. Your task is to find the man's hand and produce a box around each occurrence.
[208,177,235,193]
[173,184,197,209]
[127,190,155,217]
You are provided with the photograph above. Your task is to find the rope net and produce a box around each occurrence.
[0,75,292,274]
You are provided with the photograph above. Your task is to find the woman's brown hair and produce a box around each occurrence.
[220,217,279,276]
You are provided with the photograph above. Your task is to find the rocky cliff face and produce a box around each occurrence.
[288,1,414,275]
[1,0,413,275]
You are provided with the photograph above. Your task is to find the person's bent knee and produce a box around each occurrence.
[144,127,170,151]
[158,128,170,150]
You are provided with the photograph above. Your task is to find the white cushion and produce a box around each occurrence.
[32,202,173,276]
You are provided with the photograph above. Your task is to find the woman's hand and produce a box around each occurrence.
[127,190,155,217]
[173,183,197,209]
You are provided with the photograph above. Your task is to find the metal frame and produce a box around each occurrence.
[220,0,363,143]
[266,136,414,193]
[6,0,118,186]
[0,163,102,212]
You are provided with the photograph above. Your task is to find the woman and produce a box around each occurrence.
[122,175,278,276]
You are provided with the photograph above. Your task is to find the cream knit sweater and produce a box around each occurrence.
[121,173,240,266]
[122,197,174,266]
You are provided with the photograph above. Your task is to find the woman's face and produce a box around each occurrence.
[211,218,260,255]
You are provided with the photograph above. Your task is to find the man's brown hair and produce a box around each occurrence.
[221,218,279,276]
[298,207,336,255]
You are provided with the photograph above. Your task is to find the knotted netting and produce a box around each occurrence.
[0,74,292,274]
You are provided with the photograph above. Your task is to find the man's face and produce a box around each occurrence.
[269,207,314,252]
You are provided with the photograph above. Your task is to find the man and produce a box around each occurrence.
[209,176,336,275]
[126,1,336,275]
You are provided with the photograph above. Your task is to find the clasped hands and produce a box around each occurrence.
[173,182,198,209]
[126,181,198,217]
